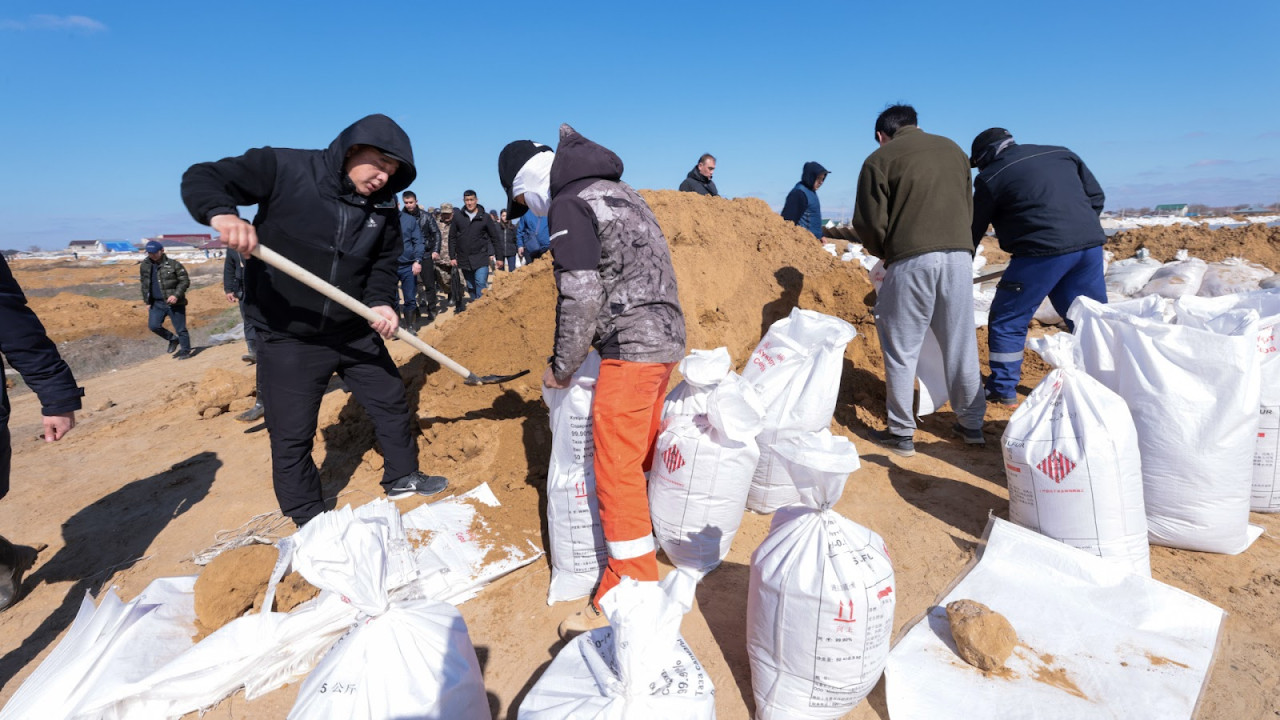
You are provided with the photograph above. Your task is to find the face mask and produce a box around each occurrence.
[513,150,554,217]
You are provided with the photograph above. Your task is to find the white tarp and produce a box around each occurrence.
[886,517,1224,720]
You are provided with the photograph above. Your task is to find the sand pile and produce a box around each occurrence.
[1107,223,1280,269]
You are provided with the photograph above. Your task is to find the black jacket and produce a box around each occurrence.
[181,114,416,339]
[1,254,84,443]
[971,142,1106,257]
[404,206,441,255]
[223,249,246,298]
[139,254,190,307]
[678,167,719,196]
[448,205,500,271]
[496,222,519,258]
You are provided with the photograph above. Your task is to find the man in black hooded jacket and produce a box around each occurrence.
[181,114,448,526]
[677,154,719,196]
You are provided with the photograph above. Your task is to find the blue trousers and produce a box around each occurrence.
[148,302,190,353]
[396,263,417,315]
[461,266,489,300]
[986,246,1107,399]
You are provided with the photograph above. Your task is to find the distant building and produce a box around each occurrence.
[1153,204,1189,217]
[1235,206,1274,215]
[139,234,212,253]
[68,240,98,253]
[68,239,133,253]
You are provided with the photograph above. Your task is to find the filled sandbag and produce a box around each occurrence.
[1177,289,1280,512]
[662,347,734,424]
[650,353,765,572]
[542,351,608,604]
[742,308,857,513]
[1069,296,1261,553]
[520,570,714,719]
[747,431,894,719]
[1002,333,1150,575]
[1196,257,1274,297]
[1104,256,1163,297]
[1137,257,1208,299]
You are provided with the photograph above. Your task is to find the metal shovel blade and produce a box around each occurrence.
[464,369,531,386]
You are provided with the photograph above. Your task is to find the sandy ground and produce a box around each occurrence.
[1,195,1278,719]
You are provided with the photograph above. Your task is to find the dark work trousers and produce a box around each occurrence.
[396,263,418,316]
[986,245,1107,399]
[416,260,437,314]
[256,328,419,524]
[148,302,190,353]
[1,390,10,499]
[238,300,257,357]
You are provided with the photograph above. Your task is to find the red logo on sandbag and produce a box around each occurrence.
[835,600,858,623]
[1037,449,1076,483]
[662,444,685,473]
[877,585,893,600]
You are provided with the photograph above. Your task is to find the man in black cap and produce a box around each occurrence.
[181,114,449,527]
[140,240,192,359]
[1,253,83,611]
[969,128,1108,407]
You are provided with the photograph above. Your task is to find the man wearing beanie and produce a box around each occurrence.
[969,128,1108,407]
[181,114,449,527]
[498,127,686,638]
[139,240,192,359]
[853,104,986,457]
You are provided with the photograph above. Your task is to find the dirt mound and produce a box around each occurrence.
[1107,223,1280,269]
[193,544,278,639]
[194,367,256,418]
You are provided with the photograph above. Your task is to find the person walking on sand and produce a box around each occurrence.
[1,253,83,611]
[140,240,192,360]
[499,127,686,638]
[853,104,986,457]
[181,113,449,527]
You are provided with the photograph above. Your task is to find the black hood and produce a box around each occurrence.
[549,123,624,197]
[801,161,829,190]
[324,114,417,202]
[686,166,711,184]
[970,128,1014,169]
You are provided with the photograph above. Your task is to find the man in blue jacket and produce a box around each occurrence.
[970,128,1108,406]
[1,253,83,611]
[181,114,449,526]
[517,211,550,261]
[780,161,829,239]
[397,194,427,332]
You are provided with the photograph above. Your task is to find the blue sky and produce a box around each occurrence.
[1,0,1277,249]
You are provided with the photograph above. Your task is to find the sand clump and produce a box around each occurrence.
[946,599,1018,671]
[193,544,278,638]
[193,367,256,417]
[271,571,320,613]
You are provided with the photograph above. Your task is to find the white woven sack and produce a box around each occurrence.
[1137,257,1208,299]
[1177,289,1280,512]
[519,570,714,720]
[743,308,857,513]
[1002,333,1150,575]
[650,370,765,572]
[1197,258,1274,297]
[661,347,734,425]
[1068,296,1261,553]
[542,351,607,604]
[747,432,894,719]
[1104,256,1162,297]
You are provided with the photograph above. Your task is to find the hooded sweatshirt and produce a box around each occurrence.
[780,161,828,238]
[181,114,416,339]
[546,124,686,381]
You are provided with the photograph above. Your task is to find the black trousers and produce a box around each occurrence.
[256,328,418,523]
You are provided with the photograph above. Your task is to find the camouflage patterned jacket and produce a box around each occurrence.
[546,124,686,381]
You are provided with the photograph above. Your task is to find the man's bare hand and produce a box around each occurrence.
[226,292,237,303]
[542,366,570,389]
[166,295,179,305]
[43,412,75,442]
[450,259,457,267]
[369,304,399,339]
[211,214,258,255]
[412,261,422,276]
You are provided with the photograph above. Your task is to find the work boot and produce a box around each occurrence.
[951,422,986,447]
[236,400,265,423]
[0,538,41,612]
[166,338,180,354]
[871,429,915,458]
[242,352,257,365]
[174,350,192,360]
[407,309,419,333]
[557,601,609,640]
[386,471,449,499]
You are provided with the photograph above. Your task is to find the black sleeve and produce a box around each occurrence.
[448,217,459,260]
[549,196,602,272]
[972,179,995,247]
[780,187,806,224]
[0,256,84,416]
[486,217,501,258]
[181,147,278,225]
[1077,156,1106,215]
[423,215,441,254]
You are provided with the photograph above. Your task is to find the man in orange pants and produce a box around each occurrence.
[499,126,686,637]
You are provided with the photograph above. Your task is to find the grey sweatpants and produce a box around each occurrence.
[874,250,985,436]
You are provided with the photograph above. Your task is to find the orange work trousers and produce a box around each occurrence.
[591,358,676,610]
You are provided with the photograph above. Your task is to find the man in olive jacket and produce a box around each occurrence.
[181,114,449,526]
[139,240,192,359]
[853,104,985,457]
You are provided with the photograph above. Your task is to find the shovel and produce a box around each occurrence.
[252,244,529,385]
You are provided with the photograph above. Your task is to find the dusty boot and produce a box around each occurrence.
[407,309,419,333]
[0,537,42,612]
[236,399,265,423]
[557,600,609,640]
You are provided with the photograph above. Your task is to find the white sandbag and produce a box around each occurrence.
[542,351,608,604]
[288,506,488,720]
[662,347,734,423]
[1068,296,1261,553]
[743,308,857,513]
[747,432,893,719]
[1136,257,1207,299]
[1196,257,1274,297]
[1177,290,1280,512]
[650,364,765,572]
[1104,256,1162,296]
[519,569,715,720]
[1002,333,1150,575]
[1032,296,1064,325]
